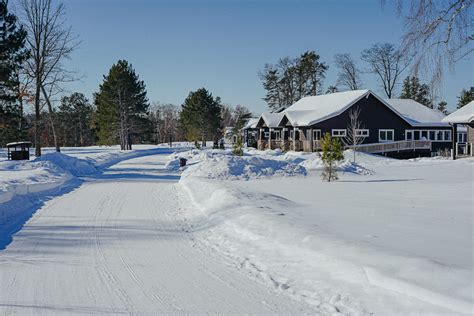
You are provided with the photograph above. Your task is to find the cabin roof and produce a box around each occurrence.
[260,112,285,127]
[242,118,259,129]
[442,101,474,124]
[385,99,448,126]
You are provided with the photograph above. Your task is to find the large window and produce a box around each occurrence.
[313,130,322,140]
[332,129,347,137]
[406,130,413,140]
[444,130,451,141]
[379,129,394,142]
[458,132,467,143]
[429,130,436,140]
[437,131,444,141]
[273,131,281,140]
[355,129,369,137]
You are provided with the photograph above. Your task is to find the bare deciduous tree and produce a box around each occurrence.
[344,107,365,163]
[20,0,79,156]
[384,0,472,93]
[334,54,362,90]
[149,102,180,146]
[361,43,409,98]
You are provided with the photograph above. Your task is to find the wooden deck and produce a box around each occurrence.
[350,140,431,154]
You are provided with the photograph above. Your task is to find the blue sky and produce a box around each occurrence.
[57,0,472,113]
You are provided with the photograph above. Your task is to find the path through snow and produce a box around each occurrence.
[0,154,315,315]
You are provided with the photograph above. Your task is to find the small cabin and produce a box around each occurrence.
[6,142,32,160]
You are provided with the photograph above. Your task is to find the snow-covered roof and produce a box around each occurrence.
[442,101,474,124]
[260,112,285,127]
[242,118,259,129]
[6,141,32,147]
[384,99,448,126]
[281,90,370,126]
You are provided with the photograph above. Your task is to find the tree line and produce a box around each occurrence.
[259,46,473,114]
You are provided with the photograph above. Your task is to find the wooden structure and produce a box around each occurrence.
[6,142,32,160]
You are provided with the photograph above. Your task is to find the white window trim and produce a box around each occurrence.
[355,129,369,137]
[313,129,322,140]
[264,132,270,138]
[274,131,281,141]
[332,129,347,137]
[405,130,414,140]
[405,129,455,142]
[378,129,394,142]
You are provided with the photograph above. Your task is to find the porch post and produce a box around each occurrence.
[269,128,273,150]
[452,124,457,160]
[309,128,314,152]
[293,128,297,151]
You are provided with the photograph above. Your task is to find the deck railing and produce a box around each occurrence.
[350,140,431,154]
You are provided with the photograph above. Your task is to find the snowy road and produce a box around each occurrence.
[0,154,314,315]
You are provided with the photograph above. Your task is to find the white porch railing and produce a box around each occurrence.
[350,140,431,154]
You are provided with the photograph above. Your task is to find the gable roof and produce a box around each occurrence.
[282,90,370,126]
[258,112,285,128]
[242,118,259,130]
[442,101,474,124]
[384,99,447,126]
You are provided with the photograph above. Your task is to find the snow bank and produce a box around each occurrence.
[178,149,473,314]
[182,155,307,180]
[37,152,97,176]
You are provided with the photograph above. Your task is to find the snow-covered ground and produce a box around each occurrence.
[0,145,183,249]
[0,152,316,315]
[178,148,473,315]
[0,144,472,314]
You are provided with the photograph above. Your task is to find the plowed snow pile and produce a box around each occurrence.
[178,148,473,315]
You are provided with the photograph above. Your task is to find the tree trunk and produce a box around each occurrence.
[34,80,42,157]
[41,85,60,152]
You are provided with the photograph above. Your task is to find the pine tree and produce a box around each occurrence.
[180,88,222,147]
[259,51,328,111]
[94,60,149,150]
[320,133,344,182]
[0,0,28,147]
[57,93,94,147]
[456,88,473,109]
[325,86,338,94]
[437,101,448,115]
[400,76,432,108]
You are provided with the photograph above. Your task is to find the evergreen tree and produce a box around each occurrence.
[400,76,432,108]
[259,51,328,110]
[437,101,448,115]
[94,60,149,150]
[456,88,473,109]
[0,0,28,147]
[320,133,344,182]
[325,86,338,94]
[180,88,222,147]
[57,93,94,147]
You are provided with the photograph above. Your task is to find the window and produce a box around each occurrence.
[313,130,322,140]
[379,129,394,142]
[355,129,369,137]
[332,129,347,137]
[414,130,420,140]
[458,132,467,143]
[437,131,443,141]
[273,131,281,140]
[421,130,428,140]
[444,130,451,141]
[406,130,413,140]
[429,130,436,140]
[264,132,269,138]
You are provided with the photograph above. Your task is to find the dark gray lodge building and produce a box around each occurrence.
[246,90,467,158]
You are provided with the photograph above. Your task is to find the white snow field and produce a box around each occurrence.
[0,149,317,315]
[0,145,472,315]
